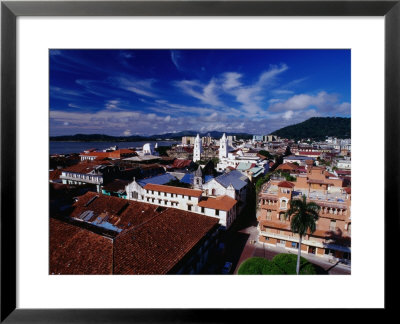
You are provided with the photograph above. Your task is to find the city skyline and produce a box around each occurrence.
[50,49,351,136]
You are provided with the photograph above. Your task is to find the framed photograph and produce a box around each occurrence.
[1,0,398,321]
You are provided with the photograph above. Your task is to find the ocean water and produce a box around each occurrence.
[49,141,179,155]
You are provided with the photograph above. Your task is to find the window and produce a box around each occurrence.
[132,191,138,199]
[329,220,336,231]
[266,210,272,220]
[265,237,270,241]
[216,209,219,216]
[279,213,285,222]
[291,242,299,248]
[280,199,287,208]
[201,207,205,213]
[188,205,192,211]
[189,196,191,200]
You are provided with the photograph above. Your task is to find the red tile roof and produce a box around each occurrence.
[143,184,203,197]
[172,159,193,169]
[298,151,322,156]
[71,192,129,221]
[260,220,291,230]
[198,195,237,211]
[49,218,113,275]
[51,193,219,275]
[324,171,337,178]
[113,209,218,274]
[80,149,136,159]
[277,181,295,188]
[49,169,62,181]
[62,161,111,174]
[276,163,299,171]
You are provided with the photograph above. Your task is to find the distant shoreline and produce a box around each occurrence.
[49,139,178,143]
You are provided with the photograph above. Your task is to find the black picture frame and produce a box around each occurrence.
[1,0,398,322]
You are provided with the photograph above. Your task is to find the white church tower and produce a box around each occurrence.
[219,133,228,160]
[193,134,202,162]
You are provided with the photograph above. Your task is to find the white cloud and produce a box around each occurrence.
[222,72,242,90]
[269,91,350,115]
[283,110,294,120]
[114,77,158,98]
[123,129,132,136]
[105,99,120,110]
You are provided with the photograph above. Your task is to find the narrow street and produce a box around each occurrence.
[203,183,351,275]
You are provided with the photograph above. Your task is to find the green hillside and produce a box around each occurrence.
[271,117,351,141]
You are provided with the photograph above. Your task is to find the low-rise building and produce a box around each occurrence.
[80,148,136,161]
[59,161,119,192]
[283,155,315,166]
[50,192,221,274]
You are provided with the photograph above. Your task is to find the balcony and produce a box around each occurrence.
[60,173,103,184]
[259,204,278,211]
[260,231,324,248]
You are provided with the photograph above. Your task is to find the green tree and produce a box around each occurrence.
[258,150,273,159]
[285,195,321,275]
[284,145,292,156]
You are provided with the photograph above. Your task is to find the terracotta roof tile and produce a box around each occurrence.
[51,193,219,274]
[277,181,295,188]
[143,184,203,197]
[198,195,237,211]
[260,220,291,230]
[276,163,299,171]
[49,218,113,274]
[113,209,218,274]
[172,159,193,168]
[62,161,112,174]
[49,169,62,181]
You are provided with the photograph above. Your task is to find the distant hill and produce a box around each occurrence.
[50,131,253,142]
[271,117,351,141]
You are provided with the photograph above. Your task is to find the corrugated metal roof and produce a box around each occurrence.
[236,162,252,171]
[180,174,214,185]
[214,170,248,190]
[250,167,264,177]
[137,173,176,186]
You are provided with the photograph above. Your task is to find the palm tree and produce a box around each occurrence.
[285,195,321,275]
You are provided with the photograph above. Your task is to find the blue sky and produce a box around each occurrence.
[50,49,350,136]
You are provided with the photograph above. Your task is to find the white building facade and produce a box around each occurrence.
[125,182,237,229]
[193,134,202,162]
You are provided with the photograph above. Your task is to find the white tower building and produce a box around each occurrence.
[219,133,228,160]
[193,134,202,162]
[142,143,153,155]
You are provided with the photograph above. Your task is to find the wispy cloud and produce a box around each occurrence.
[170,50,183,71]
[174,79,222,106]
